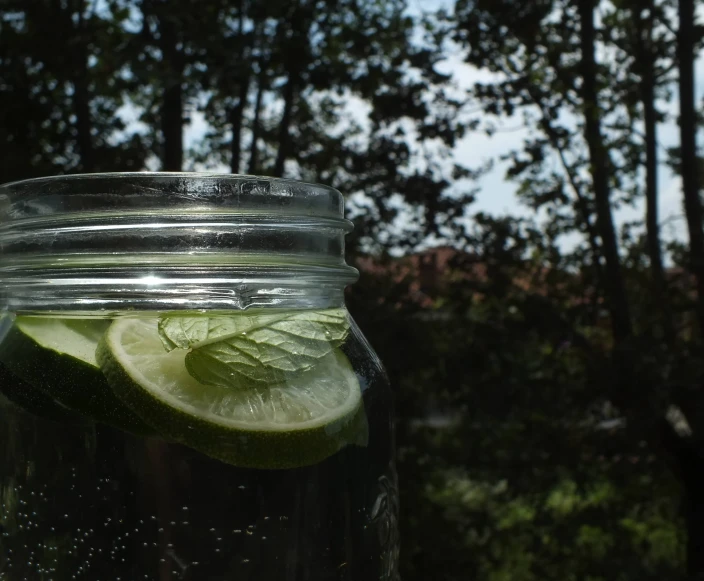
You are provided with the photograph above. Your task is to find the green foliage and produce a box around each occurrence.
[352,283,686,581]
[0,0,148,181]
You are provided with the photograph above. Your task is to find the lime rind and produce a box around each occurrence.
[14,318,107,366]
[0,363,87,425]
[0,317,154,435]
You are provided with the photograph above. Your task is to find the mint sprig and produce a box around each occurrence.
[158,309,350,389]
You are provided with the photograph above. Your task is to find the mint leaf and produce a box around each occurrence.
[158,317,211,351]
[158,313,290,352]
[158,309,350,389]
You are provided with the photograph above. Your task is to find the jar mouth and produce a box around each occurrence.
[0,173,358,313]
[0,172,348,219]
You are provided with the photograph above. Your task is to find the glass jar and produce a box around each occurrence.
[0,173,398,580]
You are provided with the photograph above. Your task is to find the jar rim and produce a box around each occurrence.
[0,172,347,222]
[0,172,358,313]
[0,171,342,195]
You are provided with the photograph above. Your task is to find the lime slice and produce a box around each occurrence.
[97,317,368,469]
[0,363,86,424]
[0,317,153,435]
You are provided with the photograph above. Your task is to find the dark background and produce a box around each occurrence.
[1,0,703,578]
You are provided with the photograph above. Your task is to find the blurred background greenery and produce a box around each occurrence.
[2,0,704,578]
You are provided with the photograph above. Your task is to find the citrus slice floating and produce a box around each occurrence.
[97,317,368,469]
[0,363,86,424]
[0,317,153,435]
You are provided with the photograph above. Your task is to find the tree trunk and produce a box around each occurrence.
[273,71,298,177]
[683,461,704,577]
[57,0,95,172]
[675,1,704,571]
[537,111,603,282]
[657,418,704,577]
[577,0,633,342]
[72,53,95,172]
[273,2,310,178]
[0,62,31,182]
[159,13,184,171]
[229,2,250,175]
[636,1,670,339]
[678,0,704,334]
[641,36,662,296]
[229,78,249,175]
[248,70,264,174]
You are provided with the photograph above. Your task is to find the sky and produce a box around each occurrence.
[436,49,704,247]
[175,0,704,251]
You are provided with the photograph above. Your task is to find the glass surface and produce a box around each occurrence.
[0,173,399,580]
[0,172,358,313]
